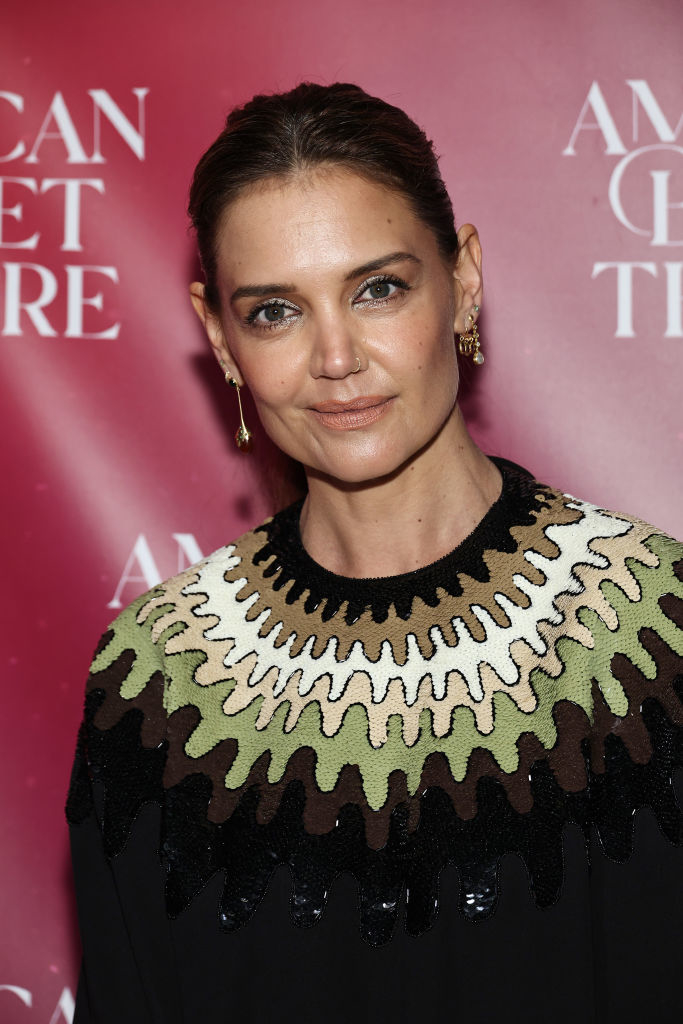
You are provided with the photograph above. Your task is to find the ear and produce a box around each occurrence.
[451,224,483,333]
[189,282,244,386]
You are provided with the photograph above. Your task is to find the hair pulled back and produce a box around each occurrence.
[188,81,458,310]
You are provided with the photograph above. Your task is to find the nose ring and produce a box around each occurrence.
[352,357,361,374]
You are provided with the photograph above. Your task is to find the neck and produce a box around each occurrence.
[299,406,502,578]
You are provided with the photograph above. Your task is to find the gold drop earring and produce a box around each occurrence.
[458,304,484,365]
[225,371,252,452]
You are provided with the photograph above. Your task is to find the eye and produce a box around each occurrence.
[365,280,395,299]
[354,275,409,305]
[245,300,299,329]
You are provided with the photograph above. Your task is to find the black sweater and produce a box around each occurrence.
[67,459,683,1022]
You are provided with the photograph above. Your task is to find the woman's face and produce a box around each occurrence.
[192,167,482,486]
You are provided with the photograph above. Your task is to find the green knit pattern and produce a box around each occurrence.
[89,533,683,811]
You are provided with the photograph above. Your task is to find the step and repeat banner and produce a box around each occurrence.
[2,0,681,1019]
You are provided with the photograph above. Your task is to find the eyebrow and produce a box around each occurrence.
[229,251,421,303]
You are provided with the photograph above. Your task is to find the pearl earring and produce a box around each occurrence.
[458,304,484,365]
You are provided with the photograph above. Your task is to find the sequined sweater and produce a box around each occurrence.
[66,458,683,1024]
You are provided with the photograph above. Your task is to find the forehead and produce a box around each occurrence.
[214,167,436,284]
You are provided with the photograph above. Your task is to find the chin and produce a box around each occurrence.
[306,444,420,488]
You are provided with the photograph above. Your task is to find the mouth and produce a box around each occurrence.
[309,395,394,431]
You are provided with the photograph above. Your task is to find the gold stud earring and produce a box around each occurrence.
[458,304,484,365]
[225,372,252,452]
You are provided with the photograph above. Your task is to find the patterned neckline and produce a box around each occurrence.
[253,457,551,625]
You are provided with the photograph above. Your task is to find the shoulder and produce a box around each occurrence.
[490,461,683,667]
[86,512,284,693]
[537,471,682,581]
[493,456,682,583]
[514,471,683,690]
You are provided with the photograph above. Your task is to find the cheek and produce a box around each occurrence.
[387,305,456,373]
[236,349,298,409]
[246,371,304,436]
[246,392,298,456]
[407,307,460,409]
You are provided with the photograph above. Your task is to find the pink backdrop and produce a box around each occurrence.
[2,0,681,1018]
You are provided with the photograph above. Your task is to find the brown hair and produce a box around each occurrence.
[188,81,458,311]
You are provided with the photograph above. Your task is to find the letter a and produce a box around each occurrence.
[48,987,75,1024]
[563,82,627,156]
[107,534,162,609]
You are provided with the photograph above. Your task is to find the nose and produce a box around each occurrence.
[309,309,363,380]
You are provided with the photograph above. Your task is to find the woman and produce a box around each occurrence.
[67,83,683,1023]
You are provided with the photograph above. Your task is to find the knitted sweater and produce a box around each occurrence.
[66,458,683,1023]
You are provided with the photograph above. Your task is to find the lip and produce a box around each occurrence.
[311,395,390,413]
[308,395,394,430]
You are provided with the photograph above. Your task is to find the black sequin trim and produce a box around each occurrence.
[67,681,683,947]
[251,458,553,624]
[66,689,168,857]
